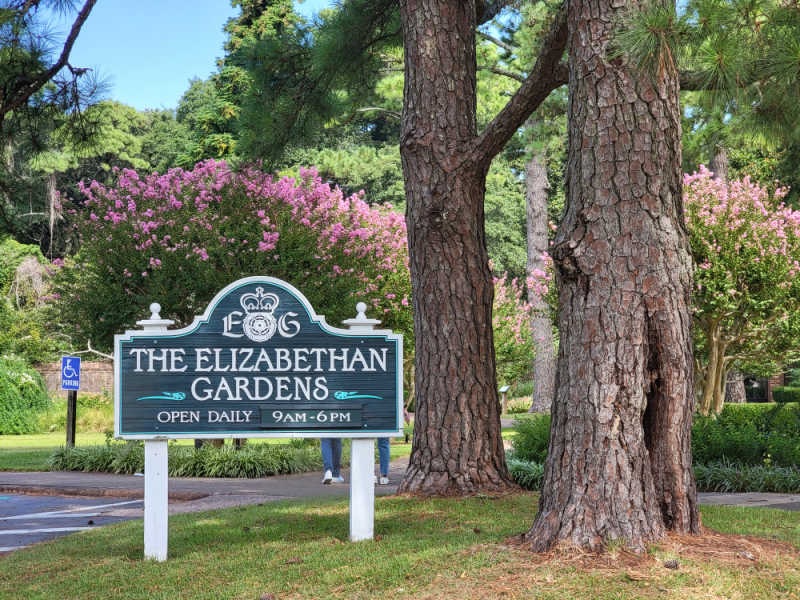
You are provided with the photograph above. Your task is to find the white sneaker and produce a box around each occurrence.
[379,476,390,485]
[322,470,333,484]
[333,475,345,483]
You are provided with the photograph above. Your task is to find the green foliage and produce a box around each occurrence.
[0,355,51,434]
[507,456,545,490]
[281,144,405,208]
[692,403,800,467]
[484,156,527,280]
[403,421,414,443]
[694,461,800,494]
[38,392,114,433]
[492,274,535,387]
[48,441,327,478]
[0,1,103,245]
[0,297,69,364]
[506,396,532,414]
[510,456,800,494]
[772,386,800,404]
[509,414,551,463]
[235,0,399,166]
[512,403,800,470]
[0,236,44,293]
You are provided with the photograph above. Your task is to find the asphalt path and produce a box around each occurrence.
[0,494,142,554]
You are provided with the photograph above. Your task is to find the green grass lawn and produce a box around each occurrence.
[0,432,413,472]
[1,493,798,599]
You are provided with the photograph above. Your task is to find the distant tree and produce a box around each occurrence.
[687,168,800,415]
[0,0,98,133]
[0,0,100,245]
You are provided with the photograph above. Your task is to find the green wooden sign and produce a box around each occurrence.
[114,277,403,439]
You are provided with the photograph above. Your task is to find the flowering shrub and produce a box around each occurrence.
[53,160,412,349]
[54,159,538,390]
[686,166,800,414]
[493,273,534,386]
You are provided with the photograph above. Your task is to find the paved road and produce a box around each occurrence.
[0,494,142,554]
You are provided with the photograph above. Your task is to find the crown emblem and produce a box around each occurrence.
[240,287,279,314]
[241,287,279,342]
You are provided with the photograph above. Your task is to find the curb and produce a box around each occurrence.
[0,484,207,501]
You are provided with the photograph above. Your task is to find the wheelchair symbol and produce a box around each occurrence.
[62,360,78,379]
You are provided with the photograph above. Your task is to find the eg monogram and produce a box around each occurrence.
[222,287,300,342]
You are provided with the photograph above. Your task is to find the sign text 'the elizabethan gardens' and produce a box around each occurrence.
[114,276,403,439]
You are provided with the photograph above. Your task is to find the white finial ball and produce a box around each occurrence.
[356,302,367,315]
[150,303,161,318]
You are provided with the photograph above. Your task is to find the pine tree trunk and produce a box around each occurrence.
[726,371,746,404]
[525,151,556,413]
[47,172,59,259]
[397,0,514,495]
[526,0,699,551]
[709,145,729,184]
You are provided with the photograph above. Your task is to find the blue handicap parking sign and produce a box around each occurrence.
[61,356,81,391]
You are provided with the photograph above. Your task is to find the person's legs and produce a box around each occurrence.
[321,438,334,483]
[331,438,342,478]
[377,438,390,477]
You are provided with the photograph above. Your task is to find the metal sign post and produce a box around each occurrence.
[114,277,403,561]
[61,356,81,448]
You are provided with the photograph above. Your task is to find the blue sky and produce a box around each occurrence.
[53,0,331,111]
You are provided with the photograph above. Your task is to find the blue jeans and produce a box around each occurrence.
[321,438,341,477]
[377,438,390,477]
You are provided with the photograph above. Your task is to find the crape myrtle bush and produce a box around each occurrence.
[0,356,51,434]
[687,168,800,415]
[493,272,535,387]
[52,159,538,383]
[49,438,328,478]
[52,160,412,350]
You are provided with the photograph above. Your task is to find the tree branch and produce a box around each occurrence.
[477,29,516,53]
[481,65,526,83]
[476,1,512,25]
[0,0,97,121]
[470,3,568,167]
[356,106,402,119]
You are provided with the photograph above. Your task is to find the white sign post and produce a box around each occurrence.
[343,302,382,542]
[137,303,173,561]
[117,283,402,561]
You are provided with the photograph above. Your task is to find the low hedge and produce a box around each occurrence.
[694,461,800,493]
[509,457,800,494]
[48,439,330,478]
[692,403,800,467]
[772,386,800,403]
[511,404,800,468]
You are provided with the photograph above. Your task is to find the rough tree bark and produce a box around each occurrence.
[525,151,556,414]
[725,371,747,404]
[397,0,568,495]
[526,0,700,550]
[708,145,729,184]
